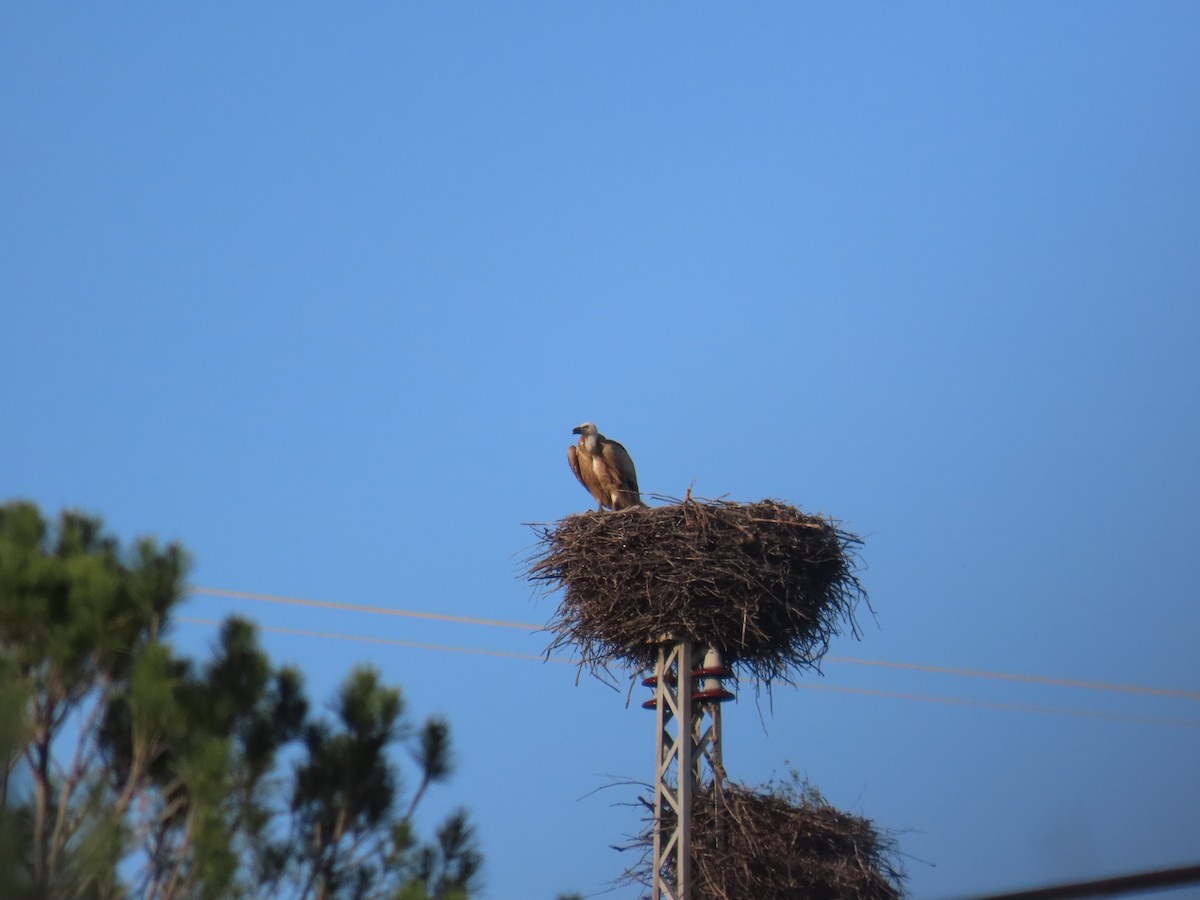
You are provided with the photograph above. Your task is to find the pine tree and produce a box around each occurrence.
[0,501,481,899]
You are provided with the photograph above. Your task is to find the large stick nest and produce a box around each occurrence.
[628,781,905,900]
[528,499,866,682]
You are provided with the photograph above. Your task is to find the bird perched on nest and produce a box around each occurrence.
[567,422,646,511]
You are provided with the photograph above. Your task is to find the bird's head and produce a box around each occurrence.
[572,422,598,436]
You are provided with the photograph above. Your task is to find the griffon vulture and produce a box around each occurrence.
[567,422,646,511]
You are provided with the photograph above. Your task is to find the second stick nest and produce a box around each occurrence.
[528,498,866,683]
[626,781,905,900]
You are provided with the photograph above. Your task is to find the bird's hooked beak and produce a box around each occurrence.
[571,426,584,435]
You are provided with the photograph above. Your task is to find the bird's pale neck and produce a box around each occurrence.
[579,433,601,453]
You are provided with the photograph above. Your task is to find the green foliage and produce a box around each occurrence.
[286,666,480,899]
[0,501,482,900]
[0,500,189,898]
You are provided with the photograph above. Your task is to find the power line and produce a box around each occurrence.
[192,586,540,630]
[178,617,1200,730]
[189,586,1200,702]
[822,655,1200,701]
[962,862,1200,900]
[177,617,563,664]
[793,684,1200,730]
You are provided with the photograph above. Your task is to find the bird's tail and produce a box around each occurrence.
[617,490,647,509]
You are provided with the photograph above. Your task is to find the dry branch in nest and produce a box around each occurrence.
[527,498,866,684]
[627,781,905,900]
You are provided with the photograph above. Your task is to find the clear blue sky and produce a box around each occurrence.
[3,4,1199,898]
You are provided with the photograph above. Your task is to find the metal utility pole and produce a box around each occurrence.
[644,638,734,900]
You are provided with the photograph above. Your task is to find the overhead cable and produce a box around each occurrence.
[190,586,1200,701]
